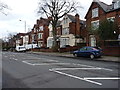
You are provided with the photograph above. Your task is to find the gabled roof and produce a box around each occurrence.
[67,14,86,25]
[67,14,76,22]
[85,0,120,19]
[97,1,109,12]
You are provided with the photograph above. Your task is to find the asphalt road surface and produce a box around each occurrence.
[2,51,120,89]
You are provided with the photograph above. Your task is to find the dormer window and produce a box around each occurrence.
[63,17,68,24]
[92,8,98,18]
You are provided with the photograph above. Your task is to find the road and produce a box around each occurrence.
[2,51,120,89]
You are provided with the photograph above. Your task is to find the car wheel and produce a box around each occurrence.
[90,54,94,59]
[73,53,77,57]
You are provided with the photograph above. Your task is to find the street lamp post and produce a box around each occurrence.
[19,20,26,33]
[19,20,27,47]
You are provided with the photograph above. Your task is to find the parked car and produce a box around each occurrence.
[16,46,26,52]
[73,46,102,59]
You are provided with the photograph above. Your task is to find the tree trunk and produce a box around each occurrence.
[52,20,59,52]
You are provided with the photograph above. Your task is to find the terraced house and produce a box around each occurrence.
[30,18,49,48]
[85,0,120,47]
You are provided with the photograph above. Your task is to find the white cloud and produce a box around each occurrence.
[0,0,113,39]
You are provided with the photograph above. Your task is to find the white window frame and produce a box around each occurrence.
[62,27,69,35]
[107,17,115,22]
[38,33,43,39]
[47,38,53,48]
[38,41,43,47]
[92,8,98,18]
[91,20,99,30]
[63,17,68,24]
[39,26,43,31]
[60,37,69,47]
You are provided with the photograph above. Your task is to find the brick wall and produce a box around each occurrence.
[102,46,120,56]
[69,22,76,34]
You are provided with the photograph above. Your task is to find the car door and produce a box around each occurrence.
[85,47,92,56]
[79,47,87,57]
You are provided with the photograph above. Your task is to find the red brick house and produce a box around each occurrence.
[85,0,120,46]
[85,0,120,56]
[47,14,87,48]
[59,14,87,47]
[30,18,50,48]
[15,33,26,46]
[30,24,38,44]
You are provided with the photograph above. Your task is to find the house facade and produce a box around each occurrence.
[60,14,87,47]
[15,33,26,46]
[30,18,49,48]
[85,0,120,47]
[22,34,29,46]
[47,14,87,48]
[47,21,62,48]
[37,18,49,48]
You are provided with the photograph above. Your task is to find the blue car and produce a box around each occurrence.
[73,46,102,59]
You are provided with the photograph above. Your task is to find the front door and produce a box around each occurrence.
[90,35,96,47]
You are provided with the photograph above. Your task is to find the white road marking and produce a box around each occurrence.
[72,63,94,68]
[11,58,18,61]
[22,61,34,66]
[49,67,102,71]
[99,68,113,71]
[14,59,18,61]
[22,58,59,62]
[21,60,113,72]
[47,59,59,62]
[32,63,71,66]
[84,77,120,80]
[10,55,15,57]
[49,70,102,86]
[71,63,113,71]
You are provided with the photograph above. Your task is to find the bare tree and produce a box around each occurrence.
[0,1,9,15]
[37,0,82,51]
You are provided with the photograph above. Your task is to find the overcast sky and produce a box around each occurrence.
[0,0,112,39]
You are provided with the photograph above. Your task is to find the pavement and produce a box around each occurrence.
[27,51,120,63]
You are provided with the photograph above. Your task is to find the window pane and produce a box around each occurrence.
[92,8,98,18]
[91,20,99,30]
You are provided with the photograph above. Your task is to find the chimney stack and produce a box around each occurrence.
[75,14,80,36]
